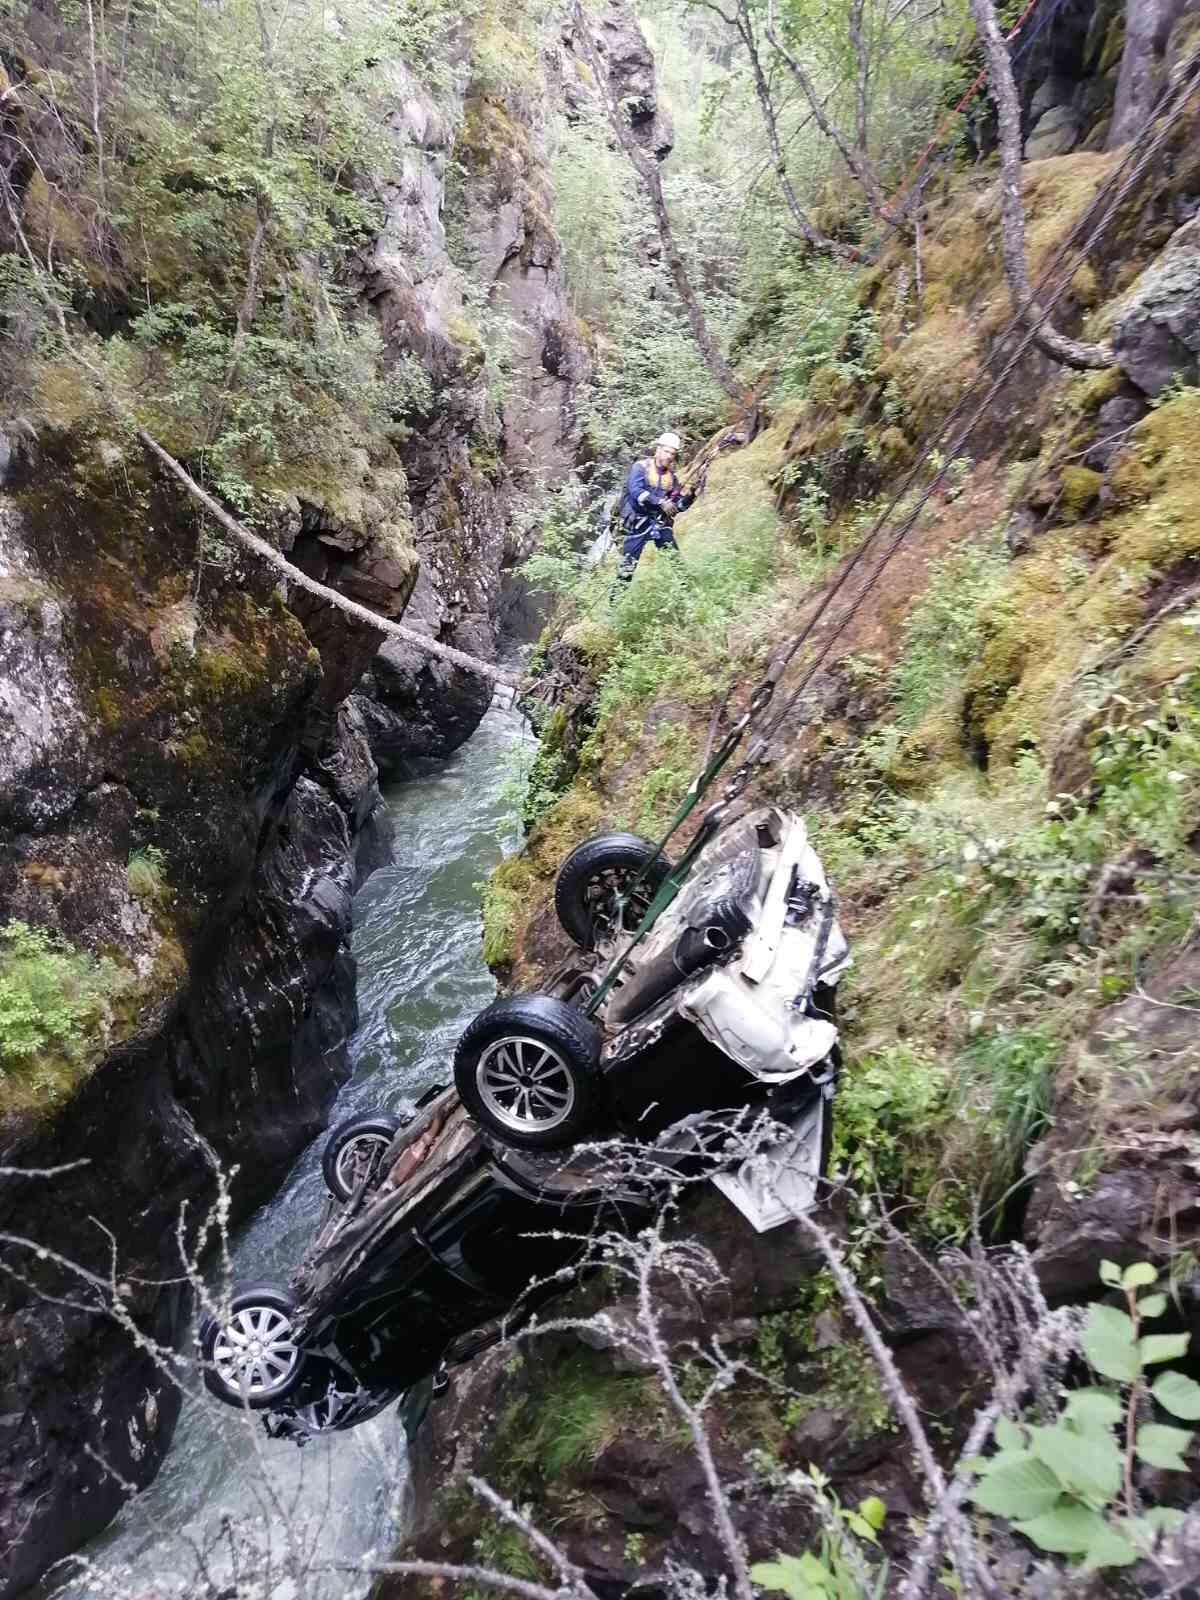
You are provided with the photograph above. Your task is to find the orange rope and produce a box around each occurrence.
[881,0,1045,221]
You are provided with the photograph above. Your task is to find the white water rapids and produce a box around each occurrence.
[44,705,528,1599]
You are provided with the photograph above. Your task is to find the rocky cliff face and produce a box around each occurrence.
[351,40,589,771]
[0,431,389,1596]
[0,12,589,1592]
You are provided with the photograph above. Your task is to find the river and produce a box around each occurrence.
[48,704,529,1599]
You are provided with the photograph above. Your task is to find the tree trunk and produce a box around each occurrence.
[969,0,1114,370]
[728,0,853,257]
[571,0,746,403]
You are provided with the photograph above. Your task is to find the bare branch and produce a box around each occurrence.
[764,0,897,223]
[730,0,855,257]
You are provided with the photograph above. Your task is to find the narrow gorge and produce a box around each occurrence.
[2,0,1200,1593]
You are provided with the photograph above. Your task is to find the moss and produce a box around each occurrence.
[1058,464,1104,519]
[880,308,977,436]
[481,855,539,969]
[1068,363,1124,415]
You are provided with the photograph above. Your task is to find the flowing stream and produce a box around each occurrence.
[49,705,528,1598]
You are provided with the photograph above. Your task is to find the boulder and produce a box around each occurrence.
[1084,393,1150,468]
[1025,103,1082,158]
[1025,944,1200,1299]
[1030,73,1076,116]
[1112,216,1200,394]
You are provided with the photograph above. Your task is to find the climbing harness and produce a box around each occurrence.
[581,42,1200,1019]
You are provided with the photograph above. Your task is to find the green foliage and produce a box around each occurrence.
[126,845,168,901]
[0,920,121,1100]
[950,1025,1056,1193]
[830,1042,949,1208]
[2,0,457,508]
[969,674,1200,943]
[503,1354,659,1481]
[890,533,1008,729]
[752,1473,887,1599]
[548,108,731,470]
[971,1262,1196,1570]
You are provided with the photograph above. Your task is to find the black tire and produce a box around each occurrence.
[322,1112,405,1202]
[198,1281,306,1410]
[454,994,602,1150]
[554,832,672,950]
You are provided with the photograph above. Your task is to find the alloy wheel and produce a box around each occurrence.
[475,1035,576,1136]
[334,1131,393,1195]
[211,1305,300,1400]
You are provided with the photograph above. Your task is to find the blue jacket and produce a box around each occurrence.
[619,458,694,531]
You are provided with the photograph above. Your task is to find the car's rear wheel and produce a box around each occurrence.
[554,833,672,951]
[198,1282,306,1409]
[454,995,601,1150]
[322,1113,405,1201]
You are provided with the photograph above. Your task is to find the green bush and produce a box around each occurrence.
[972,1261,1199,1570]
[0,921,120,1093]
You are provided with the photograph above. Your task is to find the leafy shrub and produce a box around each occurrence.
[0,921,120,1091]
[971,1261,1199,1569]
[890,533,1008,729]
[829,1042,949,1207]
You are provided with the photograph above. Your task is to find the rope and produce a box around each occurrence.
[580,46,1200,1012]
[749,41,1200,755]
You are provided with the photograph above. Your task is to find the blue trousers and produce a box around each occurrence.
[618,522,678,579]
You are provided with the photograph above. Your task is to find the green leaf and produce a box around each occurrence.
[857,1496,886,1532]
[1140,1332,1190,1365]
[1014,1500,1108,1555]
[1138,1293,1168,1320]
[1062,1388,1123,1431]
[1029,1422,1121,1502]
[1151,1370,1200,1420]
[1122,1506,1187,1551]
[972,1454,1062,1521]
[1083,1305,1141,1382]
[751,1554,830,1600]
[1082,1521,1138,1570]
[994,1416,1024,1451]
[1123,1262,1158,1290]
[1134,1422,1192,1470]
[1099,1259,1123,1287]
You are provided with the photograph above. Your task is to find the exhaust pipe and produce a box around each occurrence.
[607,899,751,1025]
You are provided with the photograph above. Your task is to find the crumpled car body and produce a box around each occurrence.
[199,805,848,1440]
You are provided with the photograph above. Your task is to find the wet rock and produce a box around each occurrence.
[1026,103,1082,158]
[1109,0,1190,147]
[354,627,493,769]
[1084,392,1150,468]
[1004,506,1037,554]
[1026,944,1200,1298]
[1113,216,1200,394]
[312,699,383,832]
[1030,74,1076,116]
[877,1239,969,1337]
[0,445,385,1596]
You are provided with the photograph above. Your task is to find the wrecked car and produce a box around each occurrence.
[197,806,847,1436]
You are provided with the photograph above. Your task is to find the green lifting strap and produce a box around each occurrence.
[580,679,776,1019]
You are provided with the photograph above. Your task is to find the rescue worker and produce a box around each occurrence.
[616,431,695,582]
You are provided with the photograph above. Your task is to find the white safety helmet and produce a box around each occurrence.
[655,431,683,454]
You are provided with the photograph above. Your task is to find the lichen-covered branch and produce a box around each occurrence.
[968,0,1114,370]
